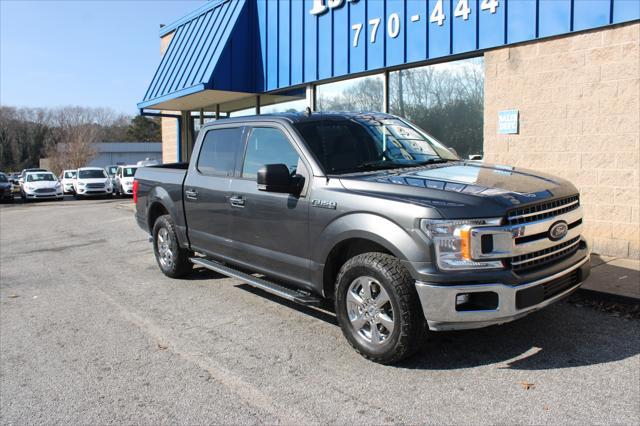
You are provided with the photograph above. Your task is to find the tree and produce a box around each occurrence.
[0,106,142,174]
[126,115,161,142]
[317,58,484,158]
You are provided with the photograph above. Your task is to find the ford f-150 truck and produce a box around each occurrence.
[134,112,591,364]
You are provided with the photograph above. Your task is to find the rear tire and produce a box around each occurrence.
[152,214,193,278]
[334,253,425,364]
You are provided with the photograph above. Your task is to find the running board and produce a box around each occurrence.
[190,257,322,306]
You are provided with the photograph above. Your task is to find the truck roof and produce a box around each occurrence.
[200,111,395,129]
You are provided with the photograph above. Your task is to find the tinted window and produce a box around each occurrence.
[78,169,107,179]
[242,128,299,179]
[27,173,55,182]
[0,174,7,182]
[197,127,243,176]
[123,167,137,177]
[293,116,456,174]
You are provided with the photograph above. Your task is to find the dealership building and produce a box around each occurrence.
[138,0,639,258]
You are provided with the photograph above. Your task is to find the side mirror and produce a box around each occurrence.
[257,164,302,194]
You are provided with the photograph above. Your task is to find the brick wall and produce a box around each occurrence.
[160,31,175,56]
[160,31,178,164]
[484,22,639,259]
[161,116,178,164]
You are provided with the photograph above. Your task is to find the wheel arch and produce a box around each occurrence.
[316,213,426,299]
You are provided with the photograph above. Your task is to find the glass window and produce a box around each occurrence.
[229,107,256,118]
[78,169,107,179]
[27,173,55,182]
[317,74,384,112]
[122,167,137,177]
[293,115,457,175]
[260,98,307,114]
[0,174,7,182]
[197,127,243,176]
[242,128,299,179]
[389,58,484,159]
[64,171,76,179]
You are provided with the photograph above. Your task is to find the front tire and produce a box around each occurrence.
[152,214,193,278]
[334,253,425,364]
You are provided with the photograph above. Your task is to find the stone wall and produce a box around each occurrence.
[484,22,640,259]
[161,116,178,164]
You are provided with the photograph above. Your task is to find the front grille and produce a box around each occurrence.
[516,269,580,309]
[507,195,580,225]
[86,183,104,189]
[35,188,55,193]
[510,236,581,273]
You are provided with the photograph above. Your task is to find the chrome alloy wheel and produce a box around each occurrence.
[346,276,395,344]
[156,227,173,269]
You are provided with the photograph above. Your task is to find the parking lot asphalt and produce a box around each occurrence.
[1,198,639,424]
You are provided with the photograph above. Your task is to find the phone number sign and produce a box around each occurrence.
[498,110,519,135]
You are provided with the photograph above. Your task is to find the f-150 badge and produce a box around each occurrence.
[312,199,337,209]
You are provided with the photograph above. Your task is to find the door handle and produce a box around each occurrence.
[185,189,198,200]
[229,195,245,208]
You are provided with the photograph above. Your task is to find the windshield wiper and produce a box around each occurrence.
[415,158,453,166]
[354,161,408,171]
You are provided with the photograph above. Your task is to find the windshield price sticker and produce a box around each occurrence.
[310,0,501,48]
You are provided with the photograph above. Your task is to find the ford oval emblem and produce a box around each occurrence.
[549,221,569,241]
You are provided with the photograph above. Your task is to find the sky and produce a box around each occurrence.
[1,0,206,115]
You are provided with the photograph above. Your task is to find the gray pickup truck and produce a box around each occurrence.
[134,112,591,364]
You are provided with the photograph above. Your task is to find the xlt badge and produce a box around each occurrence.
[312,199,337,210]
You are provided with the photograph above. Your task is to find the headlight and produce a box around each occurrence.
[77,181,86,186]
[420,218,504,271]
[26,186,35,191]
[55,182,61,188]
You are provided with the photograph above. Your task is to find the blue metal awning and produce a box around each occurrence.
[140,0,639,111]
[138,0,258,110]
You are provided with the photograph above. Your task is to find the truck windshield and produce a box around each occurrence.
[78,169,107,179]
[64,171,76,179]
[293,115,458,174]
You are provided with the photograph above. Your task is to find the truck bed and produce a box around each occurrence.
[133,163,189,236]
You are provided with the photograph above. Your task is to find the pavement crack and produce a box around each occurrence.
[75,272,313,424]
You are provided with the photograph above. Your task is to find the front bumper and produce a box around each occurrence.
[76,187,112,196]
[25,192,63,199]
[416,254,591,331]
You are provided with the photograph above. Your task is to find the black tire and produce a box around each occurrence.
[334,252,425,364]
[152,214,193,278]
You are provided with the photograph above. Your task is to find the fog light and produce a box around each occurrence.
[456,291,499,311]
[456,293,470,305]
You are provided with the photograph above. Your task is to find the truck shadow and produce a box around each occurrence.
[236,284,640,370]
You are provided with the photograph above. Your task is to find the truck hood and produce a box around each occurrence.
[338,161,579,219]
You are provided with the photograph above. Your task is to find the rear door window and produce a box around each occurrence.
[197,127,244,176]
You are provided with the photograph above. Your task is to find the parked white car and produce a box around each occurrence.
[74,167,113,198]
[114,165,138,196]
[59,169,77,194]
[20,171,63,201]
